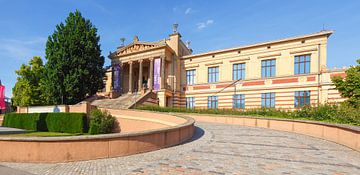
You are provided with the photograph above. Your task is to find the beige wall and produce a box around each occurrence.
[177,31,346,109]
[181,34,328,85]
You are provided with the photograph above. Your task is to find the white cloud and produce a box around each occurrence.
[0,37,46,61]
[185,8,192,15]
[197,19,214,30]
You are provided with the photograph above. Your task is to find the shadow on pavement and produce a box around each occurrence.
[0,165,34,175]
[181,126,205,144]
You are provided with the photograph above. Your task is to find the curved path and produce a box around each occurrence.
[1,122,360,175]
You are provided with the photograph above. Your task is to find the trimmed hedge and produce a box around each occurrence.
[137,104,360,126]
[2,113,47,131]
[2,112,88,133]
[46,113,88,133]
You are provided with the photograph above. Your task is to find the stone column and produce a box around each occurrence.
[149,58,154,91]
[138,60,143,92]
[161,56,166,89]
[120,62,124,93]
[128,61,133,93]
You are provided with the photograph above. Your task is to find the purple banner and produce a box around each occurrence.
[153,58,161,90]
[113,64,121,92]
[0,85,5,110]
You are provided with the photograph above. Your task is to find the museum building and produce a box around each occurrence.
[103,26,346,109]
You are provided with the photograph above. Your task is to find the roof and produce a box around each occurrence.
[182,30,334,59]
[109,39,167,58]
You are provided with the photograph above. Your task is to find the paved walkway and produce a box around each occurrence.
[1,122,360,175]
[0,126,27,134]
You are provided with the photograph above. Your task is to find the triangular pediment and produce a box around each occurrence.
[117,42,165,56]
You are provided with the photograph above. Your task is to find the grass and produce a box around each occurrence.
[0,131,87,137]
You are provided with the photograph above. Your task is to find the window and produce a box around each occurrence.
[186,97,195,109]
[295,91,310,107]
[233,63,245,80]
[233,94,245,109]
[261,59,276,78]
[186,69,196,85]
[208,96,218,109]
[294,54,311,74]
[208,67,219,83]
[261,93,275,108]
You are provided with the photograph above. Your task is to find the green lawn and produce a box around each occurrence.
[1,131,87,137]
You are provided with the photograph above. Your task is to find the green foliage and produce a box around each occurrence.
[138,104,360,126]
[137,105,291,118]
[12,56,46,106]
[291,103,360,125]
[2,112,87,133]
[44,10,105,105]
[88,109,115,135]
[332,59,360,107]
[2,113,47,131]
[46,113,88,133]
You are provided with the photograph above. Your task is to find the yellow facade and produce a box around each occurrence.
[106,29,346,109]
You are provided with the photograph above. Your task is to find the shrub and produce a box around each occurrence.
[88,109,116,135]
[137,103,360,126]
[46,113,88,133]
[2,113,47,131]
[2,112,87,133]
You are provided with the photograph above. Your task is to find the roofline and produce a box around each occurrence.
[108,44,175,60]
[181,30,334,59]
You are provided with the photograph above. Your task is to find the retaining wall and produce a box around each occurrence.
[188,114,360,152]
[0,110,195,163]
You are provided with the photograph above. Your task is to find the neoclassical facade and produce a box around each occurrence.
[105,29,346,109]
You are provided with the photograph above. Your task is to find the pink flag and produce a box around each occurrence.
[0,85,5,110]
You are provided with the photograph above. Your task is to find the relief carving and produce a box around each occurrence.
[117,44,158,56]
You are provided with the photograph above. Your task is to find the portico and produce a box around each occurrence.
[118,56,168,94]
[106,24,193,108]
[108,32,188,107]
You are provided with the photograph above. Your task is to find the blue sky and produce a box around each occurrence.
[0,0,359,97]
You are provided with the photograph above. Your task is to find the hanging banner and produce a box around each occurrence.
[0,85,5,110]
[113,64,121,92]
[153,58,161,90]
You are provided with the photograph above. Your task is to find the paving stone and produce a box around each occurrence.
[1,122,360,175]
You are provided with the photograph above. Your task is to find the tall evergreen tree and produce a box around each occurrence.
[44,10,105,105]
[13,56,46,106]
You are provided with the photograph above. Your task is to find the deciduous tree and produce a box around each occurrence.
[332,59,360,107]
[12,56,46,106]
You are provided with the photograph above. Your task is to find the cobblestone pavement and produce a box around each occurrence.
[1,122,360,175]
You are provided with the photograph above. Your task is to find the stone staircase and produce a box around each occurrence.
[91,91,158,109]
[91,93,139,109]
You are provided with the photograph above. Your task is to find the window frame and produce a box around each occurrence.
[208,66,219,83]
[294,91,310,107]
[186,97,195,109]
[261,59,276,78]
[233,63,246,81]
[294,54,311,75]
[186,69,196,85]
[233,94,245,109]
[208,96,218,109]
[261,92,275,108]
